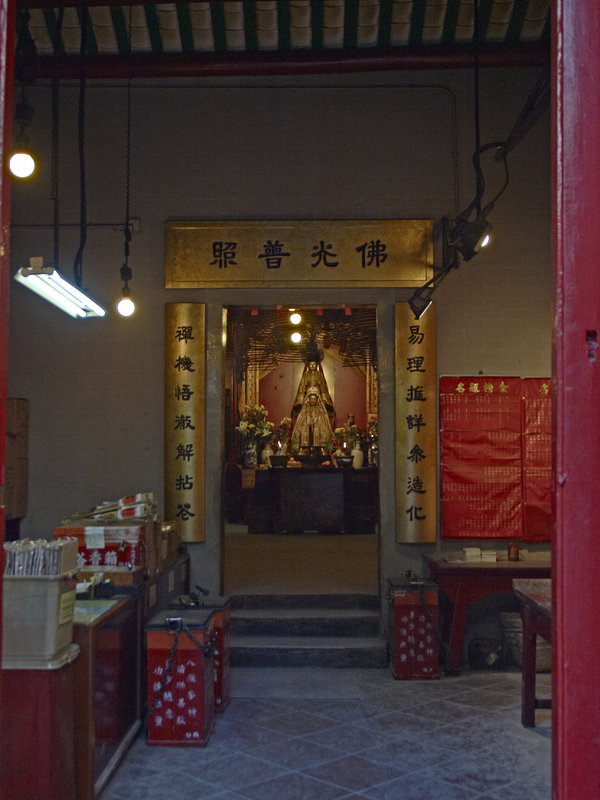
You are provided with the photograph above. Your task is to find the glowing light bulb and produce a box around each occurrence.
[9,151,36,178]
[117,294,135,317]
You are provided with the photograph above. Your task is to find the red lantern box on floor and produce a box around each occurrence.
[387,577,439,679]
[145,609,216,746]
[170,595,231,713]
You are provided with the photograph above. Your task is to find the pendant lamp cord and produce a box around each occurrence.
[73,5,88,288]
[122,77,132,278]
[51,7,64,269]
[122,9,133,287]
[472,0,484,217]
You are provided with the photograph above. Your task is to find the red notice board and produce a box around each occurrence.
[440,377,551,542]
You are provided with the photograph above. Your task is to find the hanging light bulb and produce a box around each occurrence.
[289,311,302,325]
[290,331,302,344]
[117,60,136,318]
[9,148,36,178]
[9,98,37,179]
[117,262,135,317]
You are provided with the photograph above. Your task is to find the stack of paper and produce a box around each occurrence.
[463,547,482,561]
[480,551,497,563]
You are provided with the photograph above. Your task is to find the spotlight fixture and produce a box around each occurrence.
[408,266,454,320]
[449,215,492,261]
[14,258,105,318]
[408,217,459,320]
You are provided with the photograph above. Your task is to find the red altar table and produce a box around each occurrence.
[424,555,551,675]
[513,578,552,727]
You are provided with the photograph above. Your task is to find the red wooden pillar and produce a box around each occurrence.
[553,1,600,796]
[0,0,16,684]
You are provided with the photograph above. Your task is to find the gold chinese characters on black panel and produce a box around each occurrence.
[165,304,205,542]
[395,303,437,543]
[165,219,433,288]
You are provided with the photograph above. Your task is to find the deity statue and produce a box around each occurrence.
[291,385,333,453]
[292,357,334,425]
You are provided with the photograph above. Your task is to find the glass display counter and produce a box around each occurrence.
[72,595,141,800]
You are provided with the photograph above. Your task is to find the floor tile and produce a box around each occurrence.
[304,753,405,792]
[100,668,551,800]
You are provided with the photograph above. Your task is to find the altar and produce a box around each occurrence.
[242,466,378,535]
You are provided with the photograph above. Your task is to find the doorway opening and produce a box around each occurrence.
[222,304,380,595]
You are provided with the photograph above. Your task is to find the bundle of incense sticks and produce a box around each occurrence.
[3,537,78,576]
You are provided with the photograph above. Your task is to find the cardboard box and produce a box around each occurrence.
[159,520,181,568]
[2,573,76,660]
[6,397,29,440]
[4,399,29,520]
[78,566,146,586]
[54,522,156,571]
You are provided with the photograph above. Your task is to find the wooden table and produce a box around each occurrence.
[513,578,552,727]
[424,556,551,675]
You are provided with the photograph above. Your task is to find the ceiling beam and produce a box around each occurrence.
[24,42,549,81]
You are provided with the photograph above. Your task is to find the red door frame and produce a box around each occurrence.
[552,0,600,796]
[0,2,595,795]
[0,0,16,690]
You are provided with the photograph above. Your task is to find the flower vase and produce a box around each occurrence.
[352,447,364,469]
[244,441,258,468]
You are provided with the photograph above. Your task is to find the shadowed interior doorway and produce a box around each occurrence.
[223,305,379,595]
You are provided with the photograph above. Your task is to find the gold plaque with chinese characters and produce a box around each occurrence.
[165,219,433,288]
[395,302,437,543]
[165,304,205,542]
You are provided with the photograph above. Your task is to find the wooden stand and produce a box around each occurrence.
[513,578,552,727]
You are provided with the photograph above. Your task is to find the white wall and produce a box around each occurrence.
[7,67,551,591]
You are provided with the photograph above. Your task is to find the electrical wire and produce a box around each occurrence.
[73,5,88,288]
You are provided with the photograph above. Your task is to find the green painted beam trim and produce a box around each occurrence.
[344,0,360,50]
[209,1,228,52]
[441,0,461,45]
[176,3,195,53]
[377,0,392,48]
[144,4,164,54]
[76,6,98,56]
[409,0,427,48]
[42,7,64,57]
[110,6,130,55]
[276,0,290,50]
[310,0,323,49]
[243,0,258,51]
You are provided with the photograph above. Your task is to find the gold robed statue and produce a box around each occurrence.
[291,352,335,454]
[291,385,333,453]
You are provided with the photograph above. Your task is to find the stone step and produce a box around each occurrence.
[230,634,388,668]
[229,593,380,610]
[228,593,387,668]
[230,606,381,638]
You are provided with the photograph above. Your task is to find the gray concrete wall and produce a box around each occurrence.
[7,68,551,599]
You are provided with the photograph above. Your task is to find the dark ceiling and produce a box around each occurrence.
[15,0,551,81]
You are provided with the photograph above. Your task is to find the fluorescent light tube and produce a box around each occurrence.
[14,265,106,318]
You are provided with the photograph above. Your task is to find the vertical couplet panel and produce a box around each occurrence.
[395,303,437,542]
[165,304,206,542]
